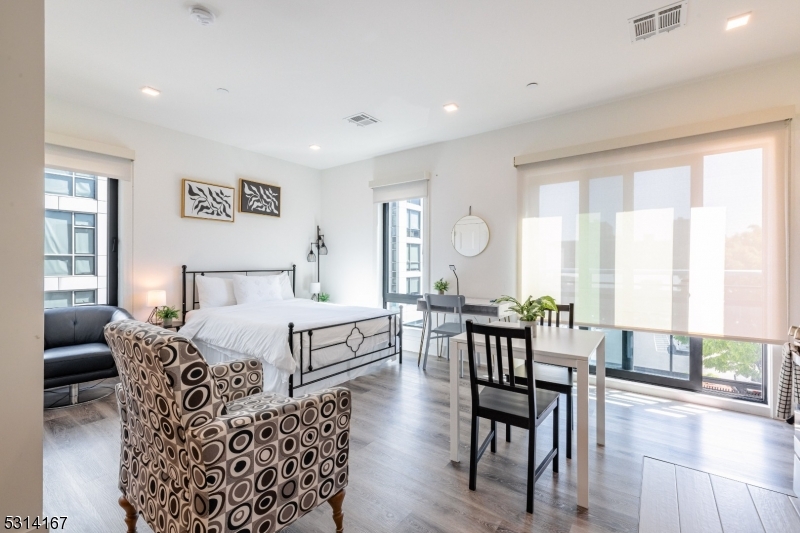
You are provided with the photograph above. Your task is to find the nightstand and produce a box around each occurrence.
[161,321,183,332]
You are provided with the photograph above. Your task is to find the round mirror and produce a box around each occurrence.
[451,215,489,257]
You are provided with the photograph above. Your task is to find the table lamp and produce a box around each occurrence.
[147,289,166,324]
[310,282,321,302]
[449,265,459,295]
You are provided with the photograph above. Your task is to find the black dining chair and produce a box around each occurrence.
[509,303,576,458]
[465,320,561,514]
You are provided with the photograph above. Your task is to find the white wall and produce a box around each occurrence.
[321,56,800,327]
[0,0,44,519]
[45,98,322,319]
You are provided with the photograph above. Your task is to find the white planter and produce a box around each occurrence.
[518,320,537,336]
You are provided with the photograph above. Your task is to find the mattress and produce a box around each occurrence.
[181,298,397,393]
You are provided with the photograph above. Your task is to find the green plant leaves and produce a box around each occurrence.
[496,294,557,321]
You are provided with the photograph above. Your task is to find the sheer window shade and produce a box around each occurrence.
[519,121,789,344]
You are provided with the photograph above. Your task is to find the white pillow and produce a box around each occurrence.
[277,272,295,299]
[233,274,283,305]
[195,276,237,308]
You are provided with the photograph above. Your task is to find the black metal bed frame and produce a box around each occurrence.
[181,265,402,397]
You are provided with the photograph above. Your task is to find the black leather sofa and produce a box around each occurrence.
[44,305,133,406]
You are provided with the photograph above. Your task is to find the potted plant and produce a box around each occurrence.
[318,292,330,302]
[433,278,450,295]
[156,306,180,327]
[495,295,558,335]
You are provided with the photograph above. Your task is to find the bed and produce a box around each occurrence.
[180,265,402,396]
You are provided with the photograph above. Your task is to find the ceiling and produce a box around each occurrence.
[46,1,800,170]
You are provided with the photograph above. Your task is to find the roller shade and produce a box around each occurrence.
[45,139,133,181]
[518,120,790,344]
[370,172,429,203]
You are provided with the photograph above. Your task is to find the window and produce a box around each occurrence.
[520,122,788,403]
[44,169,118,309]
[45,170,97,199]
[383,197,425,304]
[407,244,420,271]
[406,277,421,295]
[45,211,96,276]
[45,290,97,308]
[407,209,421,238]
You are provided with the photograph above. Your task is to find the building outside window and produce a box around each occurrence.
[383,198,425,327]
[407,209,421,238]
[407,243,420,271]
[44,168,116,309]
[406,277,421,295]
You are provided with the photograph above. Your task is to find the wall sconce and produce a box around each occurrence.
[307,226,328,284]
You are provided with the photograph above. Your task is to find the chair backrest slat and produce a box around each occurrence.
[484,333,493,383]
[494,334,504,385]
[465,320,537,416]
[506,336,516,387]
[543,303,575,329]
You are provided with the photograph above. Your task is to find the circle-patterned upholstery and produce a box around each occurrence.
[106,320,350,533]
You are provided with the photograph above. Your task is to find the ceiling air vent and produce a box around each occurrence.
[345,113,380,127]
[632,14,656,41]
[629,1,688,42]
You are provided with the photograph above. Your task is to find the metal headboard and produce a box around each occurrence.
[181,264,296,318]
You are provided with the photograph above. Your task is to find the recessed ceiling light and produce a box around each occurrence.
[443,103,459,112]
[309,145,321,151]
[526,82,539,88]
[726,12,751,30]
[141,86,160,97]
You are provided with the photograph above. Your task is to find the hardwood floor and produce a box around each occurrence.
[43,353,797,533]
[639,457,800,533]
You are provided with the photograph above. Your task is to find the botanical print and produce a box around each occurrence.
[181,179,234,222]
[240,178,281,217]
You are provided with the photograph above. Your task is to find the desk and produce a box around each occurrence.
[414,298,513,363]
[449,322,605,510]
[415,297,511,318]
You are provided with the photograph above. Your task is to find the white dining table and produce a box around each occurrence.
[449,322,605,510]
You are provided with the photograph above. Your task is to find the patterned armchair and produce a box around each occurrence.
[105,320,350,533]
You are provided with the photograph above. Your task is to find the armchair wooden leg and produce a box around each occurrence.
[327,489,346,533]
[118,495,138,533]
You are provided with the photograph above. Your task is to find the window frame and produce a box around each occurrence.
[45,210,96,277]
[406,243,421,271]
[587,328,767,403]
[407,209,421,238]
[406,276,421,295]
[383,202,424,307]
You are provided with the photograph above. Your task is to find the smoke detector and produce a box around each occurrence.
[190,6,215,26]
[629,1,687,42]
[344,113,380,127]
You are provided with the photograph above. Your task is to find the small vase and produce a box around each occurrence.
[162,317,173,327]
[437,289,445,295]
[518,320,537,336]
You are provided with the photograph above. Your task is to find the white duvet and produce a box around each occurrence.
[179,299,394,374]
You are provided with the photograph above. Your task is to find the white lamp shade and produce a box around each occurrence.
[310,282,321,295]
[147,290,167,307]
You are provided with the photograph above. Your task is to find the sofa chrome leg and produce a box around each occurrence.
[70,384,79,405]
[118,495,138,533]
[327,488,345,533]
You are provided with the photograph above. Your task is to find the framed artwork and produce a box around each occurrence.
[239,178,281,217]
[181,179,235,222]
